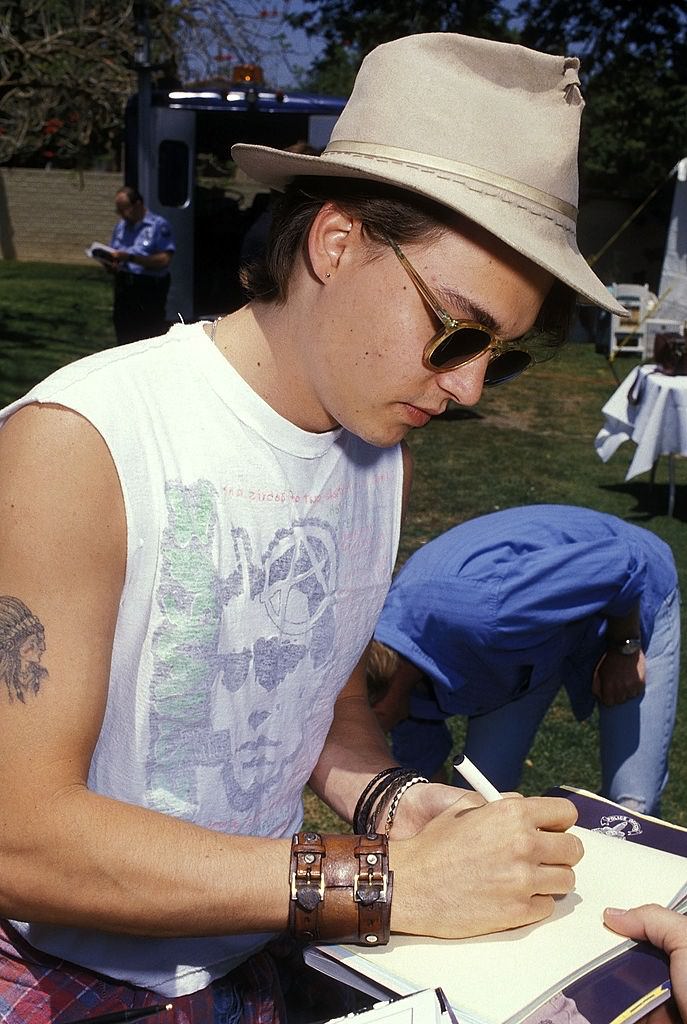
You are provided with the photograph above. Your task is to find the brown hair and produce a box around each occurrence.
[366,639,400,707]
[240,175,574,346]
[240,177,451,304]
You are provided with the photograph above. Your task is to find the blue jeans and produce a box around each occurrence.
[391,587,680,815]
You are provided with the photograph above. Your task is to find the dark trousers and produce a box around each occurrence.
[113,272,171,345]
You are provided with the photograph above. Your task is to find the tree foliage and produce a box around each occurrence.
[0,0,292,167]
[0,0,179,166]
[516,0,687,77]
[515,0,687,198]
[291,0,513,94]
[581,55,687,199]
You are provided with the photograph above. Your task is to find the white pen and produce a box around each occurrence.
[453,754,503,802]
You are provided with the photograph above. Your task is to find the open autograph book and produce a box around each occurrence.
[306,788,687,1024]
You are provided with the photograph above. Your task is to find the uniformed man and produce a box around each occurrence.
[109,186,175,344]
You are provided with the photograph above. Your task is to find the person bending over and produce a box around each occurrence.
[370,505,678,815]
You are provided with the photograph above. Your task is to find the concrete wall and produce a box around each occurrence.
[0,168,121,264]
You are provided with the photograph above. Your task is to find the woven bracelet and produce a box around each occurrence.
[352,767,403,833]
[354,768,416,835]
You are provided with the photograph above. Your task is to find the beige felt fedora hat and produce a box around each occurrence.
[232,32,625,315]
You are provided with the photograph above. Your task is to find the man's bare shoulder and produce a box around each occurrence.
[1,400,103,446]
[0,402,119,481]
[0,401,125,560]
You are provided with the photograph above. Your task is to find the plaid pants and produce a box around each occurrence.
[0,920,285,1024]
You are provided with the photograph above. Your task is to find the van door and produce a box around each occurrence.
[146,106,196,324]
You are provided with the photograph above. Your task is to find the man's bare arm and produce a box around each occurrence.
[0,404,290,937]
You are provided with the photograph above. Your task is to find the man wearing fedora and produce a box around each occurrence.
[0,32,624,1024]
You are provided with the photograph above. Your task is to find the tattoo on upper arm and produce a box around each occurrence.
[0,596,48,703]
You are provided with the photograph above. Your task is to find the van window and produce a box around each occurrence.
[158,140,189,207]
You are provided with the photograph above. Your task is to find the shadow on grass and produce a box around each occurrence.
[599,480,687,523]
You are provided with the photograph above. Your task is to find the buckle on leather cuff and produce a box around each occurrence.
[288,831,393,945]
[354,857,388,904]
[291,831,326,911]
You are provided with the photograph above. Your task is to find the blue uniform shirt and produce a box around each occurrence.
[111,211,175,277]
[374,505,677,721]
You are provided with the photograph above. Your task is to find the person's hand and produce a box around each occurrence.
[390,794,581,938]
[390,780,486,837]
[110,249,132,268]
[592,649,646,706]
[604,904,687,1023]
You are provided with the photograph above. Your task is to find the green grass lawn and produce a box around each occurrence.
[1,261,685,828]
[0,261,115,407]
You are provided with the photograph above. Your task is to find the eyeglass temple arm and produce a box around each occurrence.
[384,235,457,327]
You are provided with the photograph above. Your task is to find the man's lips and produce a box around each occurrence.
[402,402,444,426]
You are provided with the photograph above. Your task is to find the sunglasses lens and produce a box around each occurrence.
[428,327,492,370]
[484,350,532,387]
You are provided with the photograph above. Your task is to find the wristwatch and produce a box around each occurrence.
[609,637,642,655]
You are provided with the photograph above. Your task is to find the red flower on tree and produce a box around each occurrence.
[42,118,64,135]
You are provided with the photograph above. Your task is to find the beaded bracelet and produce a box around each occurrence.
[383,774,429,835]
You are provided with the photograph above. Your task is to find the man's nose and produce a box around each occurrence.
[434,349,490,406]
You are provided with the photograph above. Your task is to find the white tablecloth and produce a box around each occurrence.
[595,364,687,479]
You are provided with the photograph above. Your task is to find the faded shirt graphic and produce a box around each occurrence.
[145,479,340,836]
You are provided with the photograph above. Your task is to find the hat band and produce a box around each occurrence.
[324,140,577,222]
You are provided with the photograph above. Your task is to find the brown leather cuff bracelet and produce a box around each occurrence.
[289,831,393,946]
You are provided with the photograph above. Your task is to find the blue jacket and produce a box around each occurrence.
[374,505,677,721]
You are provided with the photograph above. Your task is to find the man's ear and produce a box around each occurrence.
[306,202,359,284]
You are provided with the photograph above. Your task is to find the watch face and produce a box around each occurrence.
[617,638,642,655]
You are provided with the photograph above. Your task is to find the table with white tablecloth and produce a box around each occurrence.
[595,364,687,515]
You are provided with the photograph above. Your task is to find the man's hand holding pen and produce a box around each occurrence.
[389,791,582,939]
[386,755,582,940]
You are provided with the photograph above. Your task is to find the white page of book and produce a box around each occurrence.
[330,826,687,1024]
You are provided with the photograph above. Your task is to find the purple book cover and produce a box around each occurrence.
[545,786,687,857]
[563,942,671,1024]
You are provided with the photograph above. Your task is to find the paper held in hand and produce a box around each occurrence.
[306,789,687,1024]
[85,241,118,263]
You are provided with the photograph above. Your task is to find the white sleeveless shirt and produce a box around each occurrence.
[0,322,404,995]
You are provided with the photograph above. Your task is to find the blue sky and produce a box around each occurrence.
[232,1,326,89]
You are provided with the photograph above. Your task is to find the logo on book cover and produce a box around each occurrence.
[592,814,643,839]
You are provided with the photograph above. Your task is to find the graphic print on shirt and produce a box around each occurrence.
[147,479,338,832]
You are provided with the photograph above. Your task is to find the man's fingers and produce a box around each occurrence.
[536,827,585,868]
[521,795,579,832]
[533,864,577,896]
